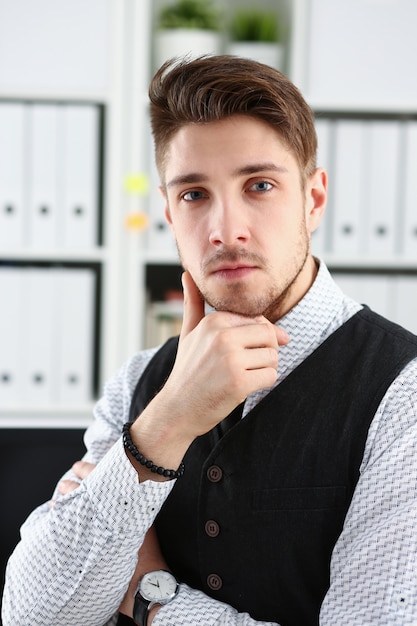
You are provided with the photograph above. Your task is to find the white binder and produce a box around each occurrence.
[0,103,27,249]
[312,118,332,257]
[55,267,95,404]
[366,121,401,257]
[0,266,24,405]
[331,120,367,255]
[20,267,58,405]
[28,104,59,248]
[403,122,417,258]
[60,105,99,248]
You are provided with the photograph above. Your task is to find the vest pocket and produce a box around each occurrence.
[252,485,346,511]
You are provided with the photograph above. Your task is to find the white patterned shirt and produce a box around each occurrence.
[3,261,417,626]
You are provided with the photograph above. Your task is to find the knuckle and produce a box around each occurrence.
[268,347,279,365]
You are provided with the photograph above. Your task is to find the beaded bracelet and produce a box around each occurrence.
[122,422,185,479]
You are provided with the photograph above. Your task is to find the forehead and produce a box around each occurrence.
[162,115,297,181]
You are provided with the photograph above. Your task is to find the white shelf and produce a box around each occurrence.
[0,405,94,429]
[323,256,417,271]
[311,102,417,116]
[0,248,109,263]
[142,250,180,265]
[0,90,108,103]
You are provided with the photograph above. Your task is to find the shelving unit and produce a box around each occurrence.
[0,0,153,428]
[2,0,417,427]
[290,0,417,333]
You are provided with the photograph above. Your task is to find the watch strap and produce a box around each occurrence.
[116,612,137,625]
[133,594,151,626]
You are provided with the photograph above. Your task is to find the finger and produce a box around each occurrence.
[223,319,287,350]
[71,460,96,480]
[180,271,205,339]
[242,346,279,372]
[221,314,290,347]
[251,317,289,347]
[243,365,279,394]
[58,479,81,495]
[275,326,290,346]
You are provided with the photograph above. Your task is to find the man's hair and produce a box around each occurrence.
[149,55,317,183]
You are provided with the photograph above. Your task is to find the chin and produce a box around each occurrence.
[205,295,266,318]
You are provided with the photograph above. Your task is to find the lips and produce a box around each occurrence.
[202,249,264,279]
[210,264,257,279]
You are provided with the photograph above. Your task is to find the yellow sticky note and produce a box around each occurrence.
[124,173,149,195]
[125,211,149,231]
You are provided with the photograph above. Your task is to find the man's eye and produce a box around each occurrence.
[182,190,206,201]
[250,181,273,192]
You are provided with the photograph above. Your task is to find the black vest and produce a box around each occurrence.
[129,308,417,626]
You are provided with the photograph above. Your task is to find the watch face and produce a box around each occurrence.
[139,570,178,603]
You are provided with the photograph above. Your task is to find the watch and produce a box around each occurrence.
[133,570,179,626]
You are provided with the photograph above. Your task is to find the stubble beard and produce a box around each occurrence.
[176,221,311,322]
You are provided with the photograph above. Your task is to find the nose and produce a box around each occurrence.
[208,198,250,247]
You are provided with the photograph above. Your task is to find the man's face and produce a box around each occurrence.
[162,115,326,322]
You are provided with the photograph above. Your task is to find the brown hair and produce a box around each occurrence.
[149,55,317,183]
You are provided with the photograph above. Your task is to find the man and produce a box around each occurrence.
[3,55,417,626]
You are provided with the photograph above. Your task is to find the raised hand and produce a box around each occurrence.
[129,271,289,479]
[163,271,290,436]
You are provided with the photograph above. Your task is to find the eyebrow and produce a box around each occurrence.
[235,162,289,177]
[166,173,209,189]
[166,162,289,189]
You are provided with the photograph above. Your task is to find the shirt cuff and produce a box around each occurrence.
[84,436,176,533]
[153,583,229,626]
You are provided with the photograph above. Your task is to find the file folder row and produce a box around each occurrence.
[0,265,96,407]
[0,101,102,250]
[311,117,417,258]
[333,272,417,336]
[145,114,417,260]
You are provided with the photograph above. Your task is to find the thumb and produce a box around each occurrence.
[180,271,205,338]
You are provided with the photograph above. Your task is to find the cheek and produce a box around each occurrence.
[173,214,207,244]
[172,222,204,263]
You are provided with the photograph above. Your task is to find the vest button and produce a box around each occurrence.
[207,573,223,591]
[207,465,223,482]
[205,519,220,537]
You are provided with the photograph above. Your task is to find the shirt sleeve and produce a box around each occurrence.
[320,357,417,625]
[2,348,175,626]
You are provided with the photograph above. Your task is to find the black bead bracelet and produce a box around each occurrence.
[122,422,185,479]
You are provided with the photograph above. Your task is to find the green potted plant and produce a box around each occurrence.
[154,0,222,70]
[227,9,284,70]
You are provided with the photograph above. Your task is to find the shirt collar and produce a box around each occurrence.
[243,259,362,415]
[276,259,362,382]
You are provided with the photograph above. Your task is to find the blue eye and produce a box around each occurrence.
[250,181,272,192]
[183,190,206,201]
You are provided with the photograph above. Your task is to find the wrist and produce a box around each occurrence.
[147,604,161,625]
[133,570,179,626]
[129,397,193,478]
[123,422,185,481]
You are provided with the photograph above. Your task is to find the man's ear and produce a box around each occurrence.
[305,167,328,234]
[159,185,173,228]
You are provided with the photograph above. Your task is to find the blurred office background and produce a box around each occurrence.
[1,0,417,616]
